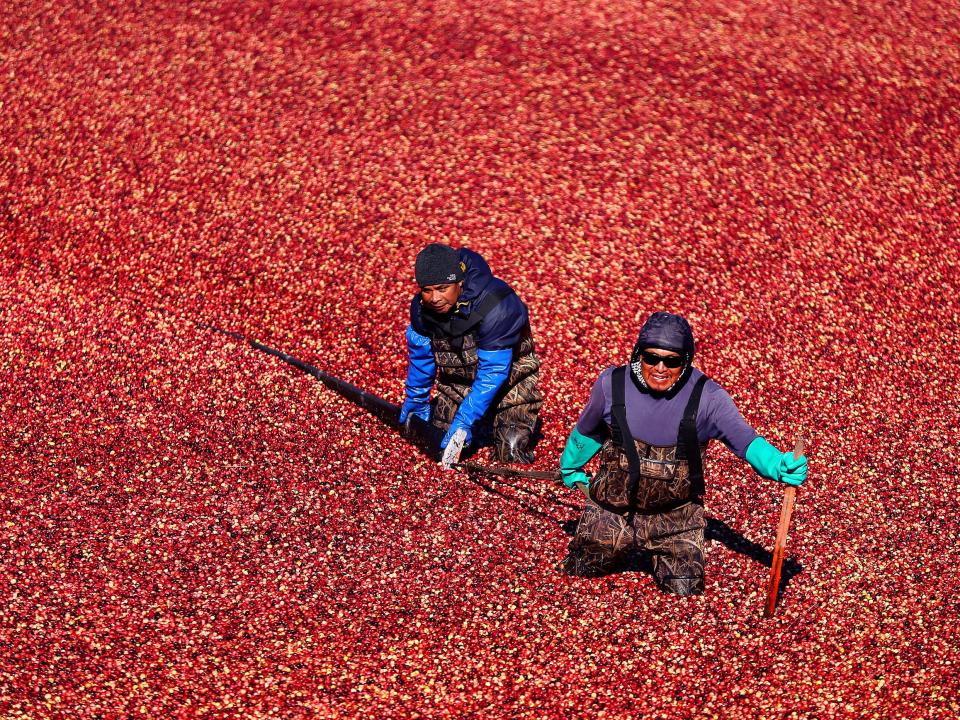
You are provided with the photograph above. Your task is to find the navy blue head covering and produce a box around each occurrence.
[628,312,696,393]
[631,311,695,362]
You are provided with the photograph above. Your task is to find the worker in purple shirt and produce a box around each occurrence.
[558,311,808,596]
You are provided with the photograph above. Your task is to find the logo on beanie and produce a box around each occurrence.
[415,244,466,287]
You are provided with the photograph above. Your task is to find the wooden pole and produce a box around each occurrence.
[764,438,805,618]
[454,461,562,483]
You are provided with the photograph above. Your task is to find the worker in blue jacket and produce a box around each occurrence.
[399,244,543,469]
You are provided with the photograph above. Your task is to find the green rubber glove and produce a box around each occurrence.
[745,436,808,486]
[560,427,603,489]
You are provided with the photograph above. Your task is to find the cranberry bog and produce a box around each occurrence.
[2,1,958,718]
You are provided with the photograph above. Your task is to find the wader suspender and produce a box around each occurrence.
[610,367,710,519]
[678,375,709,502]
[610,366,643,522]
[420,287,513,347]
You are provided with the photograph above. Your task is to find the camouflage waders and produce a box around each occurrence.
[564,367,709,596]
[565,499,706,596]
[430,324,543,462]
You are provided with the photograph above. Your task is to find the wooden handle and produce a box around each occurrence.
[791,438,805,461]
[763,438,805,618]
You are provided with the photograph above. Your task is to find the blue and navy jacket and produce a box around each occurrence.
[409,248,529,351]
[403,248,533,444]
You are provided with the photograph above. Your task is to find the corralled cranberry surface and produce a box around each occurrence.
[2,1,959,717]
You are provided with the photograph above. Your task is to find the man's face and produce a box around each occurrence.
[420,282,463,314]
[638,348,685,392]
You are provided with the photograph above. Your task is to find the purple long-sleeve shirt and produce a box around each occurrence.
[576,366,758,458]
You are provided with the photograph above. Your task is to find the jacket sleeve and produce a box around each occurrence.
[405,325,436,389]
[400,326,436,424]
[441,347,511,446]
[574,372,611,442]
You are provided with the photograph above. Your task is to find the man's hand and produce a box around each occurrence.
[441,429,468,470]
[778,452,808,486]
[441,423,472,450]
[746,436,809,486]
[401,325,436,424]
[399,392,431,424]
[564,468,589,488]
[560,427,602,491]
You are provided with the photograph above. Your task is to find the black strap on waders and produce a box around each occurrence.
[677,374,709,502]
[419,286,513,349]
[611,367,710,520]
[610,366,642,522]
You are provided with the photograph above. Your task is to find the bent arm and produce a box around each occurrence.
[441,348,511,447]
[400,326,436,423]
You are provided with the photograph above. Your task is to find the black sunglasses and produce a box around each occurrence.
[638,350,685,368]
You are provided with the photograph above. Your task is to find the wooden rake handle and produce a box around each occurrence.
[763,438,805,618]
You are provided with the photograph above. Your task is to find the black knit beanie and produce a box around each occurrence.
[415,244,465,287]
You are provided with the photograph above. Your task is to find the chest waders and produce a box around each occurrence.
[419,289,543,462]
[589,366,708,519]
[564,366,708,595]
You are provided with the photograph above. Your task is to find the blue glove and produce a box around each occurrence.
[560,427,602,489]
[399,326,435,424]
[440,347,512,449]
[745,436,808,486]
[400,388,431,425]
